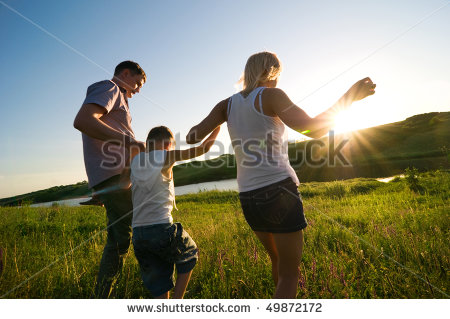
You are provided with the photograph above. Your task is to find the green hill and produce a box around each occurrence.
[1,112,449,206]
[0,181,91,207]
[172,111,449,183]
[289,111,450,181]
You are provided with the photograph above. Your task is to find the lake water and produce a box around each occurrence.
[28,175,404,208]
[376,174,405,183]
[29,179,239,208]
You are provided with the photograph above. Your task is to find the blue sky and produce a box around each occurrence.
[0,0,449,197]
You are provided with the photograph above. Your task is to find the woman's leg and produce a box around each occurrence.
[254,231,279,285]
[272,230,304,298]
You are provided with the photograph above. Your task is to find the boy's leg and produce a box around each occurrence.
[154,291,170,299]
[133,225,176,299]
[253,231,279,285]
[93,176,133,298]
[272,230,304,299]
[171,223,198,299]
[172,270,193,299]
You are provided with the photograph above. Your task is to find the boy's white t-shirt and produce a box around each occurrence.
[130,150,175,228]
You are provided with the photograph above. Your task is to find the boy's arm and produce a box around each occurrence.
[164,126,220,168]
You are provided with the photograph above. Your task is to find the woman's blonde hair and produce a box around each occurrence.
[239,51,282,96]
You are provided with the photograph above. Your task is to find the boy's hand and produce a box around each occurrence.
[201,126,220,152]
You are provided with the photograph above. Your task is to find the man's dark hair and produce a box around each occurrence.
[146,126,174,142]
[114,60,147,81]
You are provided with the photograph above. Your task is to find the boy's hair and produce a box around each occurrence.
[114,60,147,82]
[146,126,174,143]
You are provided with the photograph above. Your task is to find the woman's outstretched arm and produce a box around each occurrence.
[165,127,220,168]
[267,77,376,138]
[186,98,229,144]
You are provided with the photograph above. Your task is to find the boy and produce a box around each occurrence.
[123,125,220,298]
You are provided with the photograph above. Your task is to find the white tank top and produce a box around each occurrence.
[227,87,299,192]
[130,150,175,227]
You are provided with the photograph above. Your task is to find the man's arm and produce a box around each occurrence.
[74,103,145,150]
[267,77,376,139]
[186,98,228,144]
[165,127,220,168]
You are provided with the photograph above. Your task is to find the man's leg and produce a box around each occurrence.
[93,178,133,298]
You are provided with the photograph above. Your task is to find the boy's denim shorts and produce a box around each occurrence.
[132,222,198,296]
[239,177,307,233]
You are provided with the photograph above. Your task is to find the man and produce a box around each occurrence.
[74,61,147,298]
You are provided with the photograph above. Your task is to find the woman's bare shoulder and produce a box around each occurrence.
[262,88,293,110]
[263,87,288,98]
[212,97,231,120]
[216,97,231,108]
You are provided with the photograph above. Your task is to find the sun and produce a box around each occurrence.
[333,108,378,133]
[333,109,360,133]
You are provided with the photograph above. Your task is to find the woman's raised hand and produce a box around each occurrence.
[346,77,376,103]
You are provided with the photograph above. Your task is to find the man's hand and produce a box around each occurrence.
[345,77,376,103]
[118,140,143,191]
[128,139,145,157]
[117,167,131,190]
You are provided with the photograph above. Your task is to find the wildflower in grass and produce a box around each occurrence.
[253,246,258,262]
[311,258,316,280]
[343,289,349,299]
[298,271,306,290]
[330,261,337,278]
[340,271,347,286]
[217,250,229,281]
[0,247,3,276]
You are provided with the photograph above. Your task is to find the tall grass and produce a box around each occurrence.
[0,171,448,298]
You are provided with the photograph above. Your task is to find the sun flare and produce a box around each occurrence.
[333,108,383,133]
[333,109,362,133]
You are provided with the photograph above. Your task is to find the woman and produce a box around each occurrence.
[186,52,375,298]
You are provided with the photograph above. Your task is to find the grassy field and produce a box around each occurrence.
[0,170,448,298]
